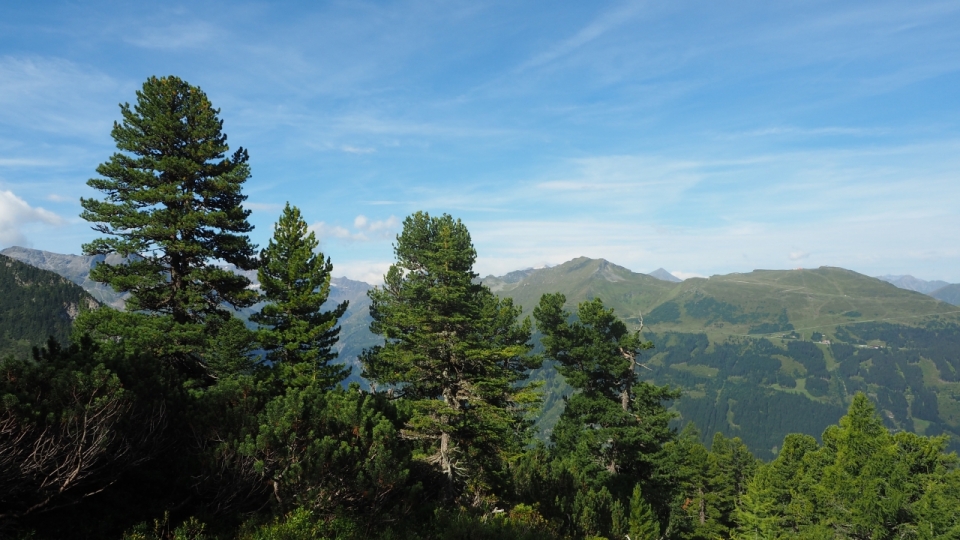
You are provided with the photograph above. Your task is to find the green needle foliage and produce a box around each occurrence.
[630,483,662,540]
[534,293,680,535]
[252,203,348,388]
[246,384,412,523]
[79,75,258,375]
[736,393,960,539]
[361,211,540,505]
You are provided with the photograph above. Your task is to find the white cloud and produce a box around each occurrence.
[310,215,401,245]
[360,215,400,234]
[722,126,890,139]
[0,190,63,247]
[332,260,393,285]
[788,251,811,261]
[311,221,367,242]
[465,202,960,282]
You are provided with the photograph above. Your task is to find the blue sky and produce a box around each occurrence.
[1,1,959,284]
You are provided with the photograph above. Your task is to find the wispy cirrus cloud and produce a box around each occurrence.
[0,157,63,168]
[341,145,376,154]
[718,126,891,139]
[0,56,123,139]
[125,21,223,50]
[518,1,646,71]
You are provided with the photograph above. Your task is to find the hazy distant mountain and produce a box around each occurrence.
[876,274,951,295]
[324,277,380,383]
[482,268,537,291]
[648,267,682,282]
[931,284,960,306]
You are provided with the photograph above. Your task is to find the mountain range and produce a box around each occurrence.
[0,246,378,381]
[4,245,960,458]
[480,258,960,453]
[876,273,960,303]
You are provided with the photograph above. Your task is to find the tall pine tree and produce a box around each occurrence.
[252,203,348,388]
[361,211,540,504]
[79,75,257,375]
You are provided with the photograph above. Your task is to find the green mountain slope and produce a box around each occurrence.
[486,260,959,335]
[646,266,959,337]
[483,257,676,318]
[484,259,960,457]
[0,254,98,359]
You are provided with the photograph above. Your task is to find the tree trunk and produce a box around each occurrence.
[439,381,458,501]
[439,430,454,500]
[698,486,706,524]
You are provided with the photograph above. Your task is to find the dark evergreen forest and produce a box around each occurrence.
[0,254,96,359]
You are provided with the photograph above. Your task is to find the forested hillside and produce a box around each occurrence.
[0,254,97,358]
[1,246,129,308]
[12,244,960,457]
[482,259,960,456]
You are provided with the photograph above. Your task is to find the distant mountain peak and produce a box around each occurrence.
[876,274,951,294]
[648,268,682,282]
[497,268,538,284]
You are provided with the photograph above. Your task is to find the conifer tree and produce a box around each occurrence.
[534,293,678,514]
[79,75,257,373]
[735,393,960,539]
[361,211,540,503]
[665,423,712,538]
[252,203,348,388]
[629,483,661,540]
[706,433,758,534]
